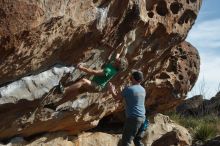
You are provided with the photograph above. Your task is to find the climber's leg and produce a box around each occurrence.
[65,78,91,96]
[57,78,92,105]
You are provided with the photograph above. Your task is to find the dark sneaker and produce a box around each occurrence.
[171,89,180,98]
[44,103,57,110]
[58,81,65,94]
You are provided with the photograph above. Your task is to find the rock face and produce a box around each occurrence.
[176,95,204,116]
[0,0,201,140]
[202,136,220,146]
[177,92,220,116]
[1,114,192,146]
[145,114,192,146]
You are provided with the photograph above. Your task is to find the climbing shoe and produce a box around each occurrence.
[58,81,65,94]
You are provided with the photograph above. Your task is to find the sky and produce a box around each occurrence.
[187,0,220,99]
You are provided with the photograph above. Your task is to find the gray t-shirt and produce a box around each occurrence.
[122,84,146,118]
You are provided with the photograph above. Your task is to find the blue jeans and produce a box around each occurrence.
[121,117,146,146]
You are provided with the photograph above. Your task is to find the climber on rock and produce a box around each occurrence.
[57,44,128,104]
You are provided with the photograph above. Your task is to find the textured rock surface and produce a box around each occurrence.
[202,136,220,146]
[1,114,192,146]
[0,0,201,140]
[144,114,192,146]
[176,95,203,116]
[146,41,200,112]
[192,136,220,146]
[0,66,75,104]
[177,92,220,116]
[0,132,76,146]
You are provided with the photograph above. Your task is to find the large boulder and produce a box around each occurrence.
[144,114,192,146]
[176,95,204,116]
[0,0,201,140]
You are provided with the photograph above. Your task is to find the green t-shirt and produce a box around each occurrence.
[91,63,118,88]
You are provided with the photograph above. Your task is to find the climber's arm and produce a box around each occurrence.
[115,42,128,60]
[115,43,124,59]
[108,82,123,101]
[77,64,104,76]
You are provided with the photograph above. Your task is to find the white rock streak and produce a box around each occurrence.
[96,7,109,32]
[0,66,75,104]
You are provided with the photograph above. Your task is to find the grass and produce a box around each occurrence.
[167,112,220,143]
[194,124,216,141]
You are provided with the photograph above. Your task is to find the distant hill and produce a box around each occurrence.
[177,92,220,116]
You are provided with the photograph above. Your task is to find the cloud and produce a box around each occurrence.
[187,19,220,50]
[187,19,220,99]
[189,53,220,98]
[200,53,220,82]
